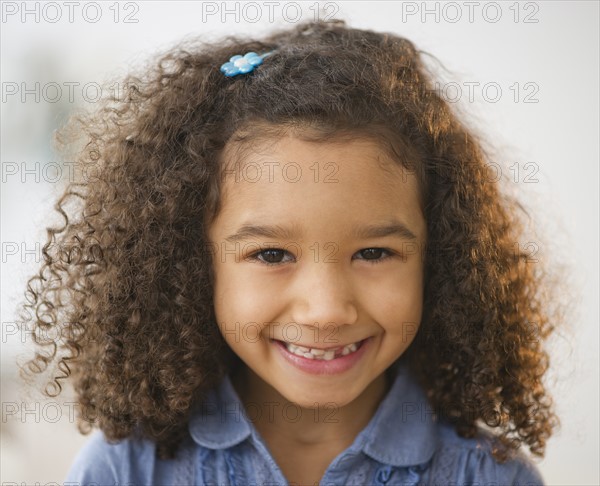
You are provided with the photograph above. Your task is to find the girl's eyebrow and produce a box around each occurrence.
[225,224,299,242]
[225,221,418,242]
[353,222,418,241]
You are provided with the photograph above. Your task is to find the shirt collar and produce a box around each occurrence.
[357,360,438,467]
[188,360,438,467]
[188,375,253,449]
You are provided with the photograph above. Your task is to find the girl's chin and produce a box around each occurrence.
[274,384,358,410]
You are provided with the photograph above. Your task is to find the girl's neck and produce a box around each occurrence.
[230,363,394,485]
[230,364,392,448]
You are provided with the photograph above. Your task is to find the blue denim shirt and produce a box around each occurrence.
[65,363,545,485]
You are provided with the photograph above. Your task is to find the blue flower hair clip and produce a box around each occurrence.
[220,51,273,77]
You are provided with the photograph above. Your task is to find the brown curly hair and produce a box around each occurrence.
[18,19,561,461]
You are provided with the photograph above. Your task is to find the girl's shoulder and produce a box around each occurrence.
[64,430,156,485]
[426,421,545,485]
[371,362,546,485]
[63,429,195,486]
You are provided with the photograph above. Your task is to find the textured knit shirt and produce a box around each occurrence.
[64,363,545,485]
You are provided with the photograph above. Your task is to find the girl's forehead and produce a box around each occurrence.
[213,134,426,240]
[219,123,426,206]
[221,134,417,190]
[221,122,422,170]
[221,129,420,183]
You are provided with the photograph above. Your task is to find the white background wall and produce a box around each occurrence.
[1,1,598,484]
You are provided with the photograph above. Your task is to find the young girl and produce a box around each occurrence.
[19,19,559,485]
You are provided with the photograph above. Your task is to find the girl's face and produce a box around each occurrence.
[208,132,426,409]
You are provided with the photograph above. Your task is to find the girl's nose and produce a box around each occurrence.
[289,262,359,332]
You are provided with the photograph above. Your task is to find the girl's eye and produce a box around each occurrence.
[248,248,294,265]
[354,248,393,263]
[248,247,394,265]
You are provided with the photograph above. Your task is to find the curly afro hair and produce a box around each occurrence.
[18,19,561,461]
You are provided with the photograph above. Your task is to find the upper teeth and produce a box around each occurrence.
[284,342,359,360]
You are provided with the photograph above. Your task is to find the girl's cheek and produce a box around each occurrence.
[213,270,282,335]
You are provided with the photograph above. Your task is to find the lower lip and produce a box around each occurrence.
[272,337,371,375]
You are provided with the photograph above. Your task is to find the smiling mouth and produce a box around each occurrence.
[273,339,366,361]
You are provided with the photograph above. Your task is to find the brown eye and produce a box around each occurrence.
[353,248,394,264]
[249,248,294,265]
[260,249,285,263]
[359,248,384,260]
